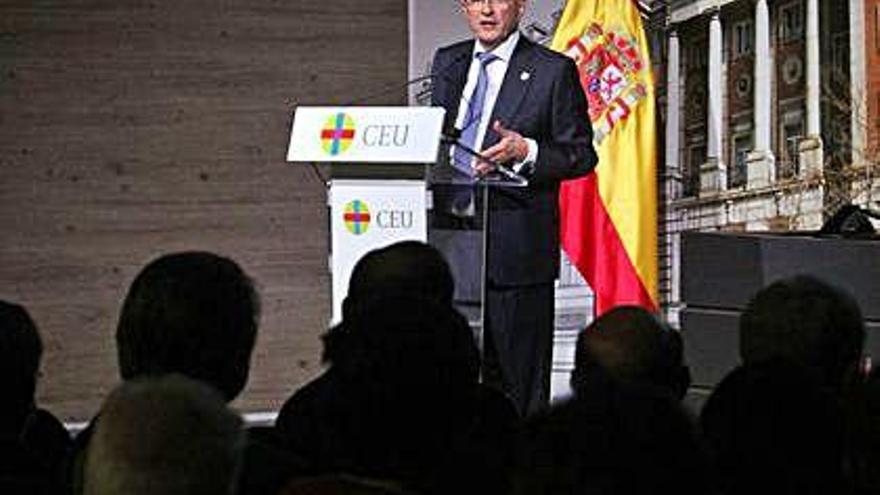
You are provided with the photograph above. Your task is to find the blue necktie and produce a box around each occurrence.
[453,52,498,178]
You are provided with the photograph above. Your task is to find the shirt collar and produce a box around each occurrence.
[474,30,520,64]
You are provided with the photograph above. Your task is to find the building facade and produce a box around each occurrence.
[549,0,880,397]
[652,0,880,323]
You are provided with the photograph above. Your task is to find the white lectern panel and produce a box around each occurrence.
[328,179,427,324]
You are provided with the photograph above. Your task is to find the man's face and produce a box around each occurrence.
[460,0,525,50]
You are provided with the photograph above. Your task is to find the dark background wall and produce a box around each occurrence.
[0,0,407,421]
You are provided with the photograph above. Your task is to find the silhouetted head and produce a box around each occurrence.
[324,241,456,363]
[83,375,244,495]
[739,274,865,393]
[323,293,480,488]
[116,252,260,401]
[344,241,454,313]
[0,300,42,422]
[572,305,690,400]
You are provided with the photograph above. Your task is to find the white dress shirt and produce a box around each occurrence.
[453,31,537,173]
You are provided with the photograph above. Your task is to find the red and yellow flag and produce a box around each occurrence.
[551,0,658,316]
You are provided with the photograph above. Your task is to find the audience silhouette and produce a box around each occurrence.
[848,367,880,494]
[115,251,260,400]
[276,241,517,494]
[512,371,713,495]
[82,375,244,495]
[739,274,866,394]
[700,274,870,494]
[320,240,455,365]
[69,251,302,495]
[0,300,71,495]
[13,248,880,495]
[571,305,691,401]
[701,359,848,495]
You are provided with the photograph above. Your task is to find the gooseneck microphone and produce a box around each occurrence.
[343,50,471,107]
[441,134,528,187]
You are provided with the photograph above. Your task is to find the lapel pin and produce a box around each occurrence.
[520,71,531,81]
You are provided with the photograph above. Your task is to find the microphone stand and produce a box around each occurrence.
[439,134,528,187]
[439,133,528,380]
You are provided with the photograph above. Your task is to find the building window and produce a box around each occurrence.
[729,134,752,188]
[875,92,880,134]
[779,116,804,179]
[875,4,880,53]
[778,1,804,43]
[686,40,708,70]
[733,21,753,58]
[684,144,705,197]
[831,33,849,80]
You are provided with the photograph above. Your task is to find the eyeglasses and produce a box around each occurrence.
[462,0,513,8]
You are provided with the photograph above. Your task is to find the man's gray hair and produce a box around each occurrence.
[83,375,245,495]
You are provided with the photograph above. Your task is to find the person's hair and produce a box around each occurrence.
[0,300,43,419]
[116,251,259,400]
[571,305,690,400]
[324,241,455,363]
[345,240,454,310]
[83,375,244,495]
[739,274,865,392]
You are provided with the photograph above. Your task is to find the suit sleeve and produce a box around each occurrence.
[429,49,446,108]
[529,57,597,185]
[429,47,461,138]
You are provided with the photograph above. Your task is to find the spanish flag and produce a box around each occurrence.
[551,0,658,316]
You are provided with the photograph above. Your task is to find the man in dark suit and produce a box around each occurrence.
[429,0,597,416]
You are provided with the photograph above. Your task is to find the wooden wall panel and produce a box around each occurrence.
[0,0,407,421]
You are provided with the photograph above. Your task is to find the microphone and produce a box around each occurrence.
[343,51,472,107]
[344,74,435,106]
[441,132,528,187]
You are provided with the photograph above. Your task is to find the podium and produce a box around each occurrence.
[287,105,528,348]
[287,106,444,324]
[428,141,529,357]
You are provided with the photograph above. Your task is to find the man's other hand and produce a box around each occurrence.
[476,120,529,175]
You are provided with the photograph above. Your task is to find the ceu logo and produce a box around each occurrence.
[343,200,371,235]
[321,113,356,156]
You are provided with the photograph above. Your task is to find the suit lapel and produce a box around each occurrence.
[483,35,536,149]
[443,42,474,131]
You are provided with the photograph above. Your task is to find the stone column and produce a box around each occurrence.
[747,0,775,189]
[800,0,824,176]
[666,28,682,199]
[702,9,726,194]
[850,0,867,167]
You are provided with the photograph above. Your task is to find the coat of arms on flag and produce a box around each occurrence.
[563,23,649,145]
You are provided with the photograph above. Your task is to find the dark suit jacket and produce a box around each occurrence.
[430,35,597,287]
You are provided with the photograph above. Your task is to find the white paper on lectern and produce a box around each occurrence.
[287,106,445,163]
